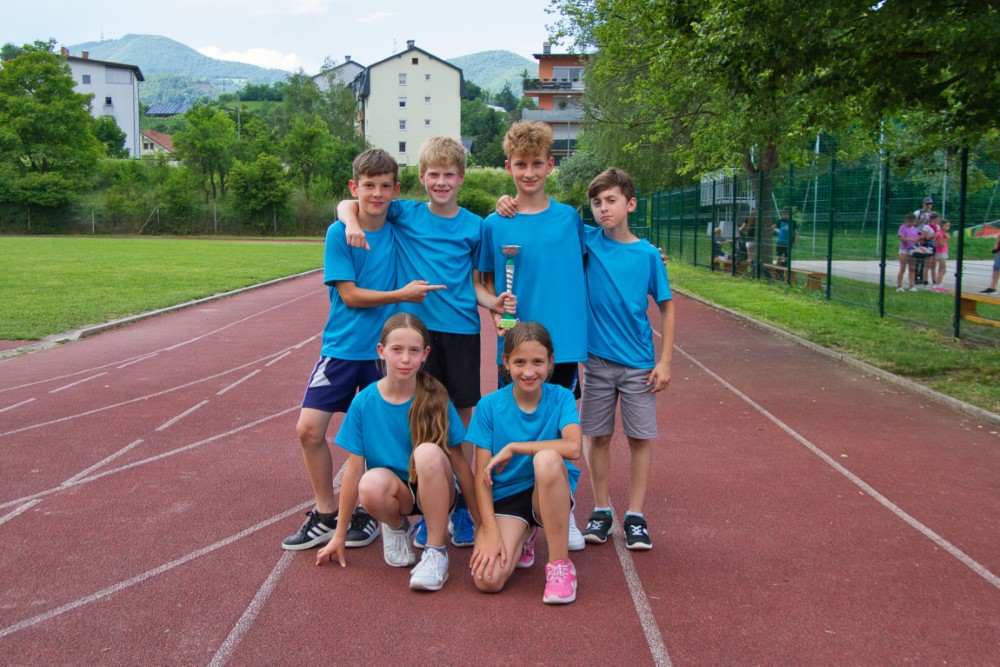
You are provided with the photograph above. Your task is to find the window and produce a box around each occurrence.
[399,73,406,85]
[399,97,407,108]
[424,74,431,81]
[143,142,153,151]
[81,74,91,84]
[553,66,584,81]
[424,96,431,104]
[424,119,431,127]
[399,119,407,130]
[398,142,407,153]
[104,97,113,106]
[411,57,419,65]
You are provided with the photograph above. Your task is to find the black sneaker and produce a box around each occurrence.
[345,507,380,547]
[582,510,613,544]
[982,288,997,294]
[282,509,337,551]
[623,515,653,551]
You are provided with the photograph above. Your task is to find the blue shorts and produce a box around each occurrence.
[300,357,382,413]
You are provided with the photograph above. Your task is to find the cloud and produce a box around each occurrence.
[197,46,308,72]
[356,11,396,23]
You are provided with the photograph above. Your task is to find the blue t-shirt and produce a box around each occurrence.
[387,200,483,335]
[321,221,397,360]
[585,226,672,368]
[464,384,581,501]
[335,381,466,482]
[479,199,587,364]
[775,219,791,245]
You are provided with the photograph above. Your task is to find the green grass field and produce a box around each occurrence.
[0,237,322,340]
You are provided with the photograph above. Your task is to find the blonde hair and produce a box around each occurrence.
[353,148,398,183]
[379,313,450,482]
[418,137,467,176]
[503,121,553,159]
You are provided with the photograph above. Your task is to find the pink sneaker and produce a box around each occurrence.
[517,527,539,569]
[543,559,577,604]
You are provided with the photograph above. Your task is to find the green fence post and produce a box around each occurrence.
[878,155,890,317]
[825,157,836,299]
[952,147,969,338]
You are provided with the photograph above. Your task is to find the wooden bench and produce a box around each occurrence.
[958,292,1000,328]
[763,263,827,291]
[713,258,749,273]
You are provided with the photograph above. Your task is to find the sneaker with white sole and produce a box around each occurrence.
[345,507,380,547]
[623,515,653,550]
[409,548,449,591]
[543,559,577,604]
[517,527,539,569]
[568,512,585,551]
[582,510,613,544]
[449,507,474,547]
[281,509,337,551]
[382,518,417,567]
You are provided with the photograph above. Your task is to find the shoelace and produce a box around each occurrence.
[546,563,570,583]
[349,512,372,532]
[586,520,605,531]
[628,524,647,536]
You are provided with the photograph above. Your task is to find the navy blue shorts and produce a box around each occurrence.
[300,357,382,413]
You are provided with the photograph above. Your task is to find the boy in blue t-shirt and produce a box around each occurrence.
[479,120,589,550]
[578,168,675,551]
[283,149,444,552]
[337,137,508,549]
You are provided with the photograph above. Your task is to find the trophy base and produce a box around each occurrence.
[499,317,518,329]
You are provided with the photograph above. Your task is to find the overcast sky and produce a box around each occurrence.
[5,0,568,73]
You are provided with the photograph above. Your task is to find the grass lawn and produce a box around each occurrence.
[0,237,322,340]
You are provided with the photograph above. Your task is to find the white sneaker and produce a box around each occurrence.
[409,548,449,591]
[382,519,416,567]
[568,512,585,551]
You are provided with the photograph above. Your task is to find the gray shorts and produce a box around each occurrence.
[580,355,658,440]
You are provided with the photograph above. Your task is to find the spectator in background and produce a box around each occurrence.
[738,214,757,268]
[931,220,951,293]
[982,235,1000,294]
[773,207,798,266]
[897,212,919,292]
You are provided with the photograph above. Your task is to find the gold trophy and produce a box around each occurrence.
[499,245,521,329]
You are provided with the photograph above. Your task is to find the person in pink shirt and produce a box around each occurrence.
[897,212,920,292]
[931,220,951,292]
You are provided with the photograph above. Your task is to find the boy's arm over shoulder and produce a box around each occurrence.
[336,199,410,249]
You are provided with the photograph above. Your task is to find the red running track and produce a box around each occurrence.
[0,272,998,666]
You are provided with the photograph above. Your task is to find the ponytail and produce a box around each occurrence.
[407,369,450,482]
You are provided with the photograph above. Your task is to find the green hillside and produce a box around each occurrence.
[67,34,292,84]
[450,50,537,94]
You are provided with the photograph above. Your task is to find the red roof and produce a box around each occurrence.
[140,130,174,152]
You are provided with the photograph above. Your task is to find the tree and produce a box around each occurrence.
[461,99,509,168]
[229,154,291,233]
[93,116,129,158]
[173,104,236,202]
[281,114,335,200]
[0,43,104,209]
[493,83,519,112]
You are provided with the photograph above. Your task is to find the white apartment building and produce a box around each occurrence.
[353,40,462,167]
[62,48,144,158]
[312,56,366,92]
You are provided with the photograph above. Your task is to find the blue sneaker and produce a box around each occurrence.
[448,508,474,547]
[412,516,427,549]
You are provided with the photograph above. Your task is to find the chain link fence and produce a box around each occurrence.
[646,154,999,344]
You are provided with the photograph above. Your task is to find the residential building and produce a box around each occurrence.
[312,56,366,92]
[139,130,174,158]
[521,42,588,164]
[61,48,144,158]
[352,40,463,167]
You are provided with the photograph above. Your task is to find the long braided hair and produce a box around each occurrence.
[379,313,450,482]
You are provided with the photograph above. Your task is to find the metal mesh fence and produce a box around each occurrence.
[649,155,1000,344]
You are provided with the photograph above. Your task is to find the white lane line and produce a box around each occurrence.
[0,339,314,438]
[116,353,159,369]
[61,439,145,485]
[216,370,261,396]
[265,351,292,367]
[0,502,312,640]
[0,289,323,395]
[0,406,299,512]
[609,504,673,667]
[48,372,107,394]
[207,552,295,667]
[156,400,210,431]
[676,344,1000,591]
[0,499,41,526]
[0,397,35,413]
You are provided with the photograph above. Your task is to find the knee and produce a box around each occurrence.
[413,442,447,475]
[473,574,506,594]
[357,471,389,507]
[533,449,563,481]
[296,421,325,450]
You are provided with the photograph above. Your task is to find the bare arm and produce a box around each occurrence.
[336,279,445,308]
[471,446,504,578]
[336,200,369,250]
[448,445,480,528]
[316,453,365,567]
[647,299,676,393]
[481,423,583,487]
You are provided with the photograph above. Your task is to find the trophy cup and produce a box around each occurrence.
[499,244,521,329]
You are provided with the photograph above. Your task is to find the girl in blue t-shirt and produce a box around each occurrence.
[316,313,479,592]
[466,322,583,604]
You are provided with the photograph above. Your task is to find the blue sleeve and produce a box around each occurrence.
[465,397,494,451]
[557,388,581,431]
[324,223,356,285]
[335,398,366,457]
[649,245,672,302]
[478,216,496,273]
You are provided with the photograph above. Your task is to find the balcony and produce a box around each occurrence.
[521,78,585,94]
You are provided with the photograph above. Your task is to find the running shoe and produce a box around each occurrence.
[517,526,539,569]
[623,515,653,550]
[409,548,449,591]
[583,510,613,544]
[345,507,380,547]
[282,509,337,551]
[412,516,427,549]
[382,518,416,567]
[568,512,585,551]
[449,508,475,547]
[543,559,577,604]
